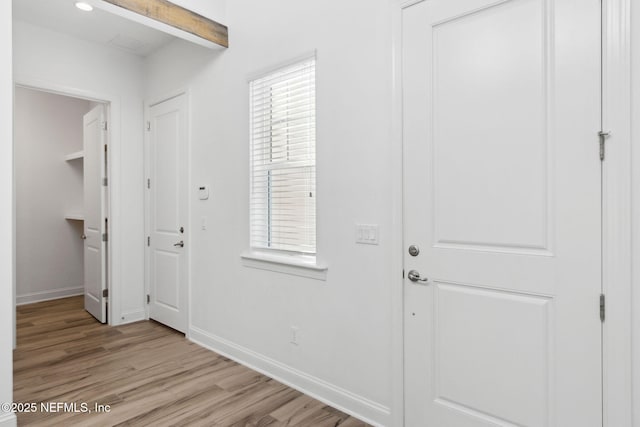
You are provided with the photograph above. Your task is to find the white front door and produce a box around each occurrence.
[402,0,602,425]
[83,105,107,323]
[147,94,188,333]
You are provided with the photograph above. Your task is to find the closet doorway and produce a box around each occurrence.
[14,86,110,323]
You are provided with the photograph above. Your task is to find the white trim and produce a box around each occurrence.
[147,88,188,109]
[240,250,327,280]
[186,88,193,341]
[189,326,390,427]
[12,76,117,328]
[390,1,405,427]
[246,50,317,83]
[0,412,17,427]
[631,0,640,424]
[602,0,633,426]
[14,78,115,104]
[16,287,83,306]
[118,309,146,324]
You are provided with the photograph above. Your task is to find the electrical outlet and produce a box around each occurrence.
[290,326,299,346]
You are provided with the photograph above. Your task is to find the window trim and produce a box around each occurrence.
[240,250,327,281]
[246,50,318,83]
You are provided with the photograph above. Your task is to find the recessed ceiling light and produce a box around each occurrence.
[75,2,93,12]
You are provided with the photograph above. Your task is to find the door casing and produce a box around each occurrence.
[390,0,633,425]
[12,78,115,329]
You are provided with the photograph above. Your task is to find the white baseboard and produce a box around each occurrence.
[189,326,391,427]
[16,286,83,305]
[0,412,17,427]
[114,309,146,325]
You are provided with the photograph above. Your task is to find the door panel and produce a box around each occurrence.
[83,105,107,323]
[154,250,181,310]
[434,284,551,426]
[431,0,548,252]
[148,94,188,333]
[402,0,602,425]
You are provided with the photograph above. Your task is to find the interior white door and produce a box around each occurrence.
[147,94,188,333]
[83,105,107,323]
[402,0,602,426]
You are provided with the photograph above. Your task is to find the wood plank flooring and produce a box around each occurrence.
[14,297,369,426]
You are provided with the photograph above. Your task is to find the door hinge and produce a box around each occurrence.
[102,177,108,186]
[102,121,108,131]
[147,178,151,189]
[102,233,108,242]
[147,236,150,246]
[600,293,605,322]
[104,144,108,153]
[103,289,109,298]
[402,269,405,279]
[147,294,150,304]
[146,121,151,131]
[599,131,611,161]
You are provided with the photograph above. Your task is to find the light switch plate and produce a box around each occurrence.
[356,224,379,245]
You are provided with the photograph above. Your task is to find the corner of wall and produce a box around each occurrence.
[1,0,13,417]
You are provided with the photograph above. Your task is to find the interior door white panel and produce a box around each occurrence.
[434,283,551,426]
[154,250,180,310]
[402,0,602,425]
[431,0,549,253]
[148,94,188,333]
[83,105,107,323]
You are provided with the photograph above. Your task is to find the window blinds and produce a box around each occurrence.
[249,57,316,254]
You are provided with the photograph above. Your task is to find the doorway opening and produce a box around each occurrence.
[14,85,111,325]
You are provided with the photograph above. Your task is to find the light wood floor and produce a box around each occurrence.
[14,297,369,427]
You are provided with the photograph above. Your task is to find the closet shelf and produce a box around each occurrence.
[64,214,85,221]
[65,151,84,161]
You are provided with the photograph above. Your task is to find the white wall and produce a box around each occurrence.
[13,20,146,324]
[14,87,90,304]
[0,2,15,426]
[4,3,637,427]
[144,0,393,424]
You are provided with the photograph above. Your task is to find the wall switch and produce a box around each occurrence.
[290,326,299,345]
[356,224,379,245]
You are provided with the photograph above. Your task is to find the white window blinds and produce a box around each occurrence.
[249,57,316,254]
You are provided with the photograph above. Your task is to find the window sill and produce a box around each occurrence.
[240,250,328,281]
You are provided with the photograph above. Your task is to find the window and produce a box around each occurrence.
[249,57,316,254]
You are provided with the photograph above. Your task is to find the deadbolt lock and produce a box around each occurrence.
[408,245,420,256]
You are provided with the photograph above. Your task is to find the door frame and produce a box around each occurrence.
[143,88,191,335]
[390,0,633,426]
[12,76,116,327]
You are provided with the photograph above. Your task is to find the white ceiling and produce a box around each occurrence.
[13,0,177,57]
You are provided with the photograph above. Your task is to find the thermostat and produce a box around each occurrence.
[198,185,209,200]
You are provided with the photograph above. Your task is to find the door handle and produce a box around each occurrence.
[81,234,87,240]
[407,269,429,284]
[174,240,184,248]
